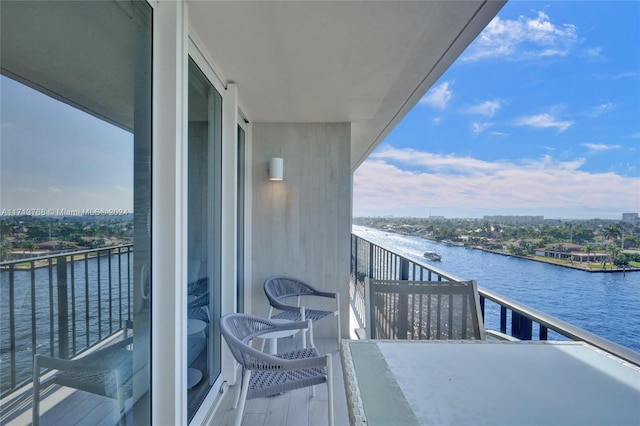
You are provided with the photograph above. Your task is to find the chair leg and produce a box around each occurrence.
[301,307,307,348]
[336,294,341,346]
[307,319,314,348]
[326,354,334,426]
[234,370,251,426]
[233,368,245,409]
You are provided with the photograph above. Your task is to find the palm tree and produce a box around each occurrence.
[602,224,621,246]
[582,243,595,264]
[618,222,632,250]
[608,244,620,269]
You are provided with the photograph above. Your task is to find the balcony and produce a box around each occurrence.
[1,246,134,425]
[2,236,638,425]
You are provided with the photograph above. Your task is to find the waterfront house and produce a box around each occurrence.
[536,243,609,263]
[2,2,638,426]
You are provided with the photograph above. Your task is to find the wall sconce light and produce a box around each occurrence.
[269,157,284,181]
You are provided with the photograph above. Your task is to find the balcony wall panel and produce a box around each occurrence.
[251,123,351,338]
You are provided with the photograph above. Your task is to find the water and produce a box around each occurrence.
[353,225,640,353]
[0,253,132,393]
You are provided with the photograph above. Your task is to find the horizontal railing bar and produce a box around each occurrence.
[479,287,640,367]
[372,283,473,295]
[0,244,133,266]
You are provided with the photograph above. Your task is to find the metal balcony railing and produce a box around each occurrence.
[0,245,133,398]
[350,233,640,367]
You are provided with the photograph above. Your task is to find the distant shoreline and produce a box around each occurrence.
[470,246,640,273]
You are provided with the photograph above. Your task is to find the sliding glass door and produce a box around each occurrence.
[186,58,223,421]
[1,1,152,424]
[237,125,246,313]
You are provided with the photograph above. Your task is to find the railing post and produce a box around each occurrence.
[540,325,549,340]
[352,235,358,279]
[367,276,376,339]
[365,276,372,339]
[368,243,374,279]
[500,306,507,333]
[511,311,533,340]
[9,264,17,388]
[398,258,409,339]
[56,255,70,359]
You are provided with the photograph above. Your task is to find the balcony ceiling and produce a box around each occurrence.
[188,1,505,170]
[1,1,505,171]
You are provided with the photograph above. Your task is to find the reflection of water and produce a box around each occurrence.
[0,254,132,391]
[353,225,640,353]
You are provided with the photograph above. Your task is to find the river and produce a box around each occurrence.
[0,253,131,392]
[353,225,640,353]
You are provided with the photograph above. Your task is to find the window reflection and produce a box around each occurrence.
[187,58,222,421]
[0,1,151,424]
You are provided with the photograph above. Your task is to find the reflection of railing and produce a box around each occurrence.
[0,245,133,398]
[350,233,640,367]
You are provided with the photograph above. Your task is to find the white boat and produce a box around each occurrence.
[423,251,442,261]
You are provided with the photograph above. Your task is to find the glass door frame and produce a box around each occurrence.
[151,3,243,421]
[186,39,239,425]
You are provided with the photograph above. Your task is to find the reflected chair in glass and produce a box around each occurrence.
[32,336,133,426]
[264,276,340,348]
[220,313,334,426]
[187,278,209,386]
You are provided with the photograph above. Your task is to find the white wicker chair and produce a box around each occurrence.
[220,313,334,426]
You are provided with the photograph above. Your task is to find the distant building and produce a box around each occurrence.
[622,213,638,224]
[483,215,544,224]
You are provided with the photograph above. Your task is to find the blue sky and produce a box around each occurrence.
[1,76,133,213]
[1,2,638,220]
[354,1,640,220]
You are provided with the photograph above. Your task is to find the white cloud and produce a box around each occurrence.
[370,146,504,175]
[584,47,605,60]
[514,113,572,132]
[354,146,640,218]
[472,122,493,135]
[419,81,453,110]
[467,99,503,118]
[581,143,622,152]
[591,101,615,117]
[462,11,579,62]
[614,71,640,80]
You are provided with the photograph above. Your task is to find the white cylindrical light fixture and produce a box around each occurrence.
[269,157,284,181]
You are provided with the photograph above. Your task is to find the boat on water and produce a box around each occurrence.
[423,251,442,261]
